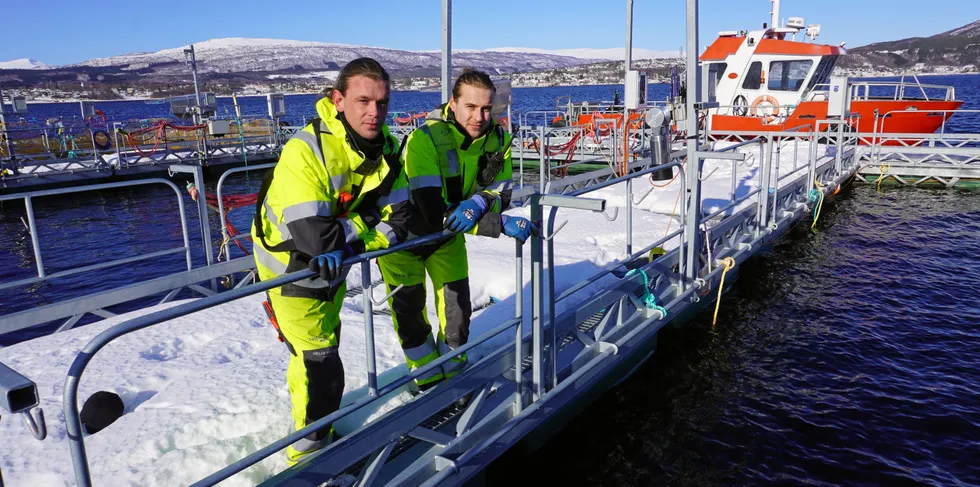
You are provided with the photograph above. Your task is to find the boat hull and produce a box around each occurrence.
[708,99,963,142]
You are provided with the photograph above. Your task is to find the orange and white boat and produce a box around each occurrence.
[701,0,962,135]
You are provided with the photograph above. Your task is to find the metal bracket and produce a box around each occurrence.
[543,220,569,241]
[699,166,721,181]
[631,181,666,205]
[22,408,46,441]
[601,207,619,222]
[368,283,403,307]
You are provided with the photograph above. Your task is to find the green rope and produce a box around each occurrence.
[624,268,667,318]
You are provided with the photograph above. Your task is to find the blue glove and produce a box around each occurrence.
[308,250,346,282]
[444,196,487,233]
[501,215,538,243]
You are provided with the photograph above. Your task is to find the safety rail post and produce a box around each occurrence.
[518,126,525,189]
[626,174,633,255]
[771,134,781,222]
[758,136,774,232]
[538,126,546,192]
[683,0,701,288]
[361,261,379,396]
[514,239,524,411]
[23,196,45,279]
[535,193,607,392]
[170,164,215,287]
[529,195,546,398]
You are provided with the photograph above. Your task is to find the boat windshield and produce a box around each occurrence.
[806,55,839,91]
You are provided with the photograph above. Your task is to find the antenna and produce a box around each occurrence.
[182,45,203,124]
[770,0,781,29]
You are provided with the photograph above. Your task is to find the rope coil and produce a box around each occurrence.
[624,269,667,318]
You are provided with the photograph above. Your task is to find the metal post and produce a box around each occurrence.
[758,137,773,231]
[626,177,633,255]
[169,164,215,276]
[546,221,557,390]
[361,261,378,397]
[514,240,524,410]
[184,45,203,126]
[0,86,11,159]
[441,0,452,104]
[836,122,844,177]
[519,127,525,189]
[24,196,45,279]
[113,123,123,168]
[539,125,546,193]
[625,0,634,73]
[193,166,213,271]
[683,0,702,283]
[530,199,545,399]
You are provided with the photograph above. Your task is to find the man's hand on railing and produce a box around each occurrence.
[444,197,486,233]
[501,215,538,243]
[308,249,347,282]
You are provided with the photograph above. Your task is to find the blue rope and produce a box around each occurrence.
[808,188,824,222]
[623,269,667,318]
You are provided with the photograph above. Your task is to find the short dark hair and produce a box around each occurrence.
[452,69,495,100]
[328,57,390,96]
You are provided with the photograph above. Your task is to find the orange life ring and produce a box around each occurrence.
[749,95,780,124]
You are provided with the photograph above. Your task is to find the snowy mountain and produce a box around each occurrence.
[67,37,604,77]
[0,58,49,70]
[484,46,680,61]
[839,20,980,74]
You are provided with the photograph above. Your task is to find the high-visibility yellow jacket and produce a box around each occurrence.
[400,104,513,239]
[251,97,409,299]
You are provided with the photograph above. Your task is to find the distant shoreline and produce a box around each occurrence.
[16,73,978,105]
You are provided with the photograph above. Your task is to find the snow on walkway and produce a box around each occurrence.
[0,140,826,486]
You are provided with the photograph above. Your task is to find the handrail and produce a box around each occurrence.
[0,178,192,294]
[62,228,513,486]
[215,162,276,261]
[51,120,862,486]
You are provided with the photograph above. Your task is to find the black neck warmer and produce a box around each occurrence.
[338,111,385,162]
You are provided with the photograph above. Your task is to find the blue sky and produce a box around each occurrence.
[2,0,978,65]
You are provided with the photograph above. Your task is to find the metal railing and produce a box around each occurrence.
[0,178,195,336]
[61,228,520,486]
[55,121,862,486]
[809,75,956,102]
[215,163,276,262]
[0,178,192,293]
[1,117,282,189]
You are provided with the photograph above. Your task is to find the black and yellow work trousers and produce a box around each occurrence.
[377,234,471,386]
[267,287,344,466]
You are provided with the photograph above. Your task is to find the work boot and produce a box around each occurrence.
[410,376,445,397]
[286,428,334,467]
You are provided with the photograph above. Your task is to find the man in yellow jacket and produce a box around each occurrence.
[378,70,536,393]
[251,58,408,465]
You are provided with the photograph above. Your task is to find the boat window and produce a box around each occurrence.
[768,60,814,91]
[708,63,728,86]
[742,62,763,90]
[807,56,839,90]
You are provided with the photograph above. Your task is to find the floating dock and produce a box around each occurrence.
[3,2,980,485]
